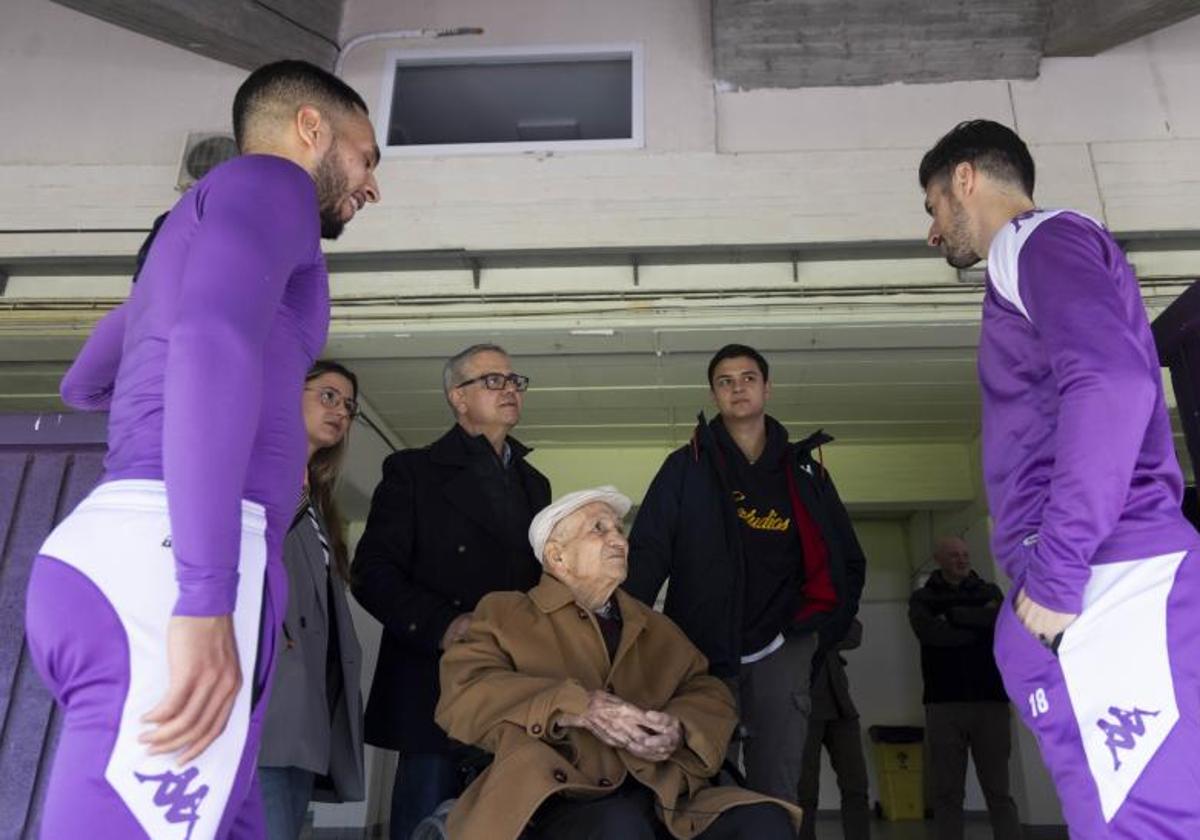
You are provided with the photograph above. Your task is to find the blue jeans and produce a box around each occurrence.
[259,766,315,840]
[390,753,461,840]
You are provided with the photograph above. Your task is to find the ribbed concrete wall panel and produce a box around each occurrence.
[0,416,105,840]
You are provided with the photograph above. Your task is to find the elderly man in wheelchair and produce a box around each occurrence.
[432,486,800,840]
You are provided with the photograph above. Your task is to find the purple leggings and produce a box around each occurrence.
[24,483,280,840]
[994,549,1200,838]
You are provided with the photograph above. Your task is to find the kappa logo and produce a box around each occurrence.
[800,463,814,476]
[1096,706,1160,771]
[135,766,208,840]
[162,535,172,548]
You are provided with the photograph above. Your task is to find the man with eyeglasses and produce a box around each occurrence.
[353,343,550,840]
[626,343,867,809]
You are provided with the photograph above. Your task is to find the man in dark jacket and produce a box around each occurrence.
[352,343,551,840]
[908,536,1020,840]
[625,343,868,807]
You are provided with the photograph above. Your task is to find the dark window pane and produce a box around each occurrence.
[387,58,633,146]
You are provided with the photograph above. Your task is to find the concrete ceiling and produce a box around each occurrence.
[48,0,341,70]
[713,0,1200,88]
[49,0,1200,89]
[1044,0,1200,56]
[341,323,985,449]
[0,320,985,450]
[2,242,1195,453]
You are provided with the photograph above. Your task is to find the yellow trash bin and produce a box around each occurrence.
[868,725,925,821]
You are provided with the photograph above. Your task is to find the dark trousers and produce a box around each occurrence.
[259,766,315,840]
[724,632,817,804]
[525,781,794,840]
[797,715,870,840]
[390,753,462,840]
[926,702,1021,840]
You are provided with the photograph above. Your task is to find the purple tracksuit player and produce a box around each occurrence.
[24,61,379,840]
[921,121,1200,839]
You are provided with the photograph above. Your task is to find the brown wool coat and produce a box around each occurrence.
[435,575,802,840]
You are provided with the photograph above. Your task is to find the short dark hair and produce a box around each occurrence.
[918,120,1035,198]
[232,60,369,150]
[707,344,769,387]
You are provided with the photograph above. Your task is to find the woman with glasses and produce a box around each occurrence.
[258,360,366,839]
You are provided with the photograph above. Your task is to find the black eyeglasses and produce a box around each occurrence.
[306,386,360,418]
[455,372,530,392]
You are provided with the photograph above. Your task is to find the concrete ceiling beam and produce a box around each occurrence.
[48,0,342,70]
[1044,0,1200,56]
[712,0,1046,88]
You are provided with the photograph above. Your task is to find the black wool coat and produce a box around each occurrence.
[351,425,551,753]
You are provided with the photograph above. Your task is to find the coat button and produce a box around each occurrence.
[408,623,417,633]
[598,778,612,788]
[553,769,568,783]
[452,599,462,608]
[457,545,466,553]
[531,723,543,735]
[299,616,307,629]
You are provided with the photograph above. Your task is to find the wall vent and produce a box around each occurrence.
[177,132,238,190]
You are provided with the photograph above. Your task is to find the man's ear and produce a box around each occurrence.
[544,540,565,569]
[295,104,326,152]
[447,388,466,419]
[952,160,977,197]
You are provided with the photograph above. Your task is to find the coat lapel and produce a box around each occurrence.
[529,576,609,686]
[431,428,507,538]
[610,589,648,678]
[296,512,329,623]
[511,439,549,512]
[529,577,651,684]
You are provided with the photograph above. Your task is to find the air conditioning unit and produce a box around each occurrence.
[176,132,238,191]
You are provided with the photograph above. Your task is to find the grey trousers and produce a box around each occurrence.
[725,632,818,804]
[797,715,871,840]
[925,702,1021,840]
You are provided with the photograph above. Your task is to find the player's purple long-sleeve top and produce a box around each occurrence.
[61,154,330,617]
[61,304,127,411]
[978,210,1198,614]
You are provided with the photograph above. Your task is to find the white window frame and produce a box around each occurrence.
[375,43,645,157]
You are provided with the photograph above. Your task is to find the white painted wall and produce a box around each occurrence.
[0,0,242,166]
[339,0,715,155]
[4,0,1200,253]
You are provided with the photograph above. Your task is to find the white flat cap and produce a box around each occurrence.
[528,485,633,564]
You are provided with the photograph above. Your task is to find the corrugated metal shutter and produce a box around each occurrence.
[0,414,106,839]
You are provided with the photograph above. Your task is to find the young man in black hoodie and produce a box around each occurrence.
[626,344,867,806]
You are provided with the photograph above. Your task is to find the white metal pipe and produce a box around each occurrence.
[334,27,484,77]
